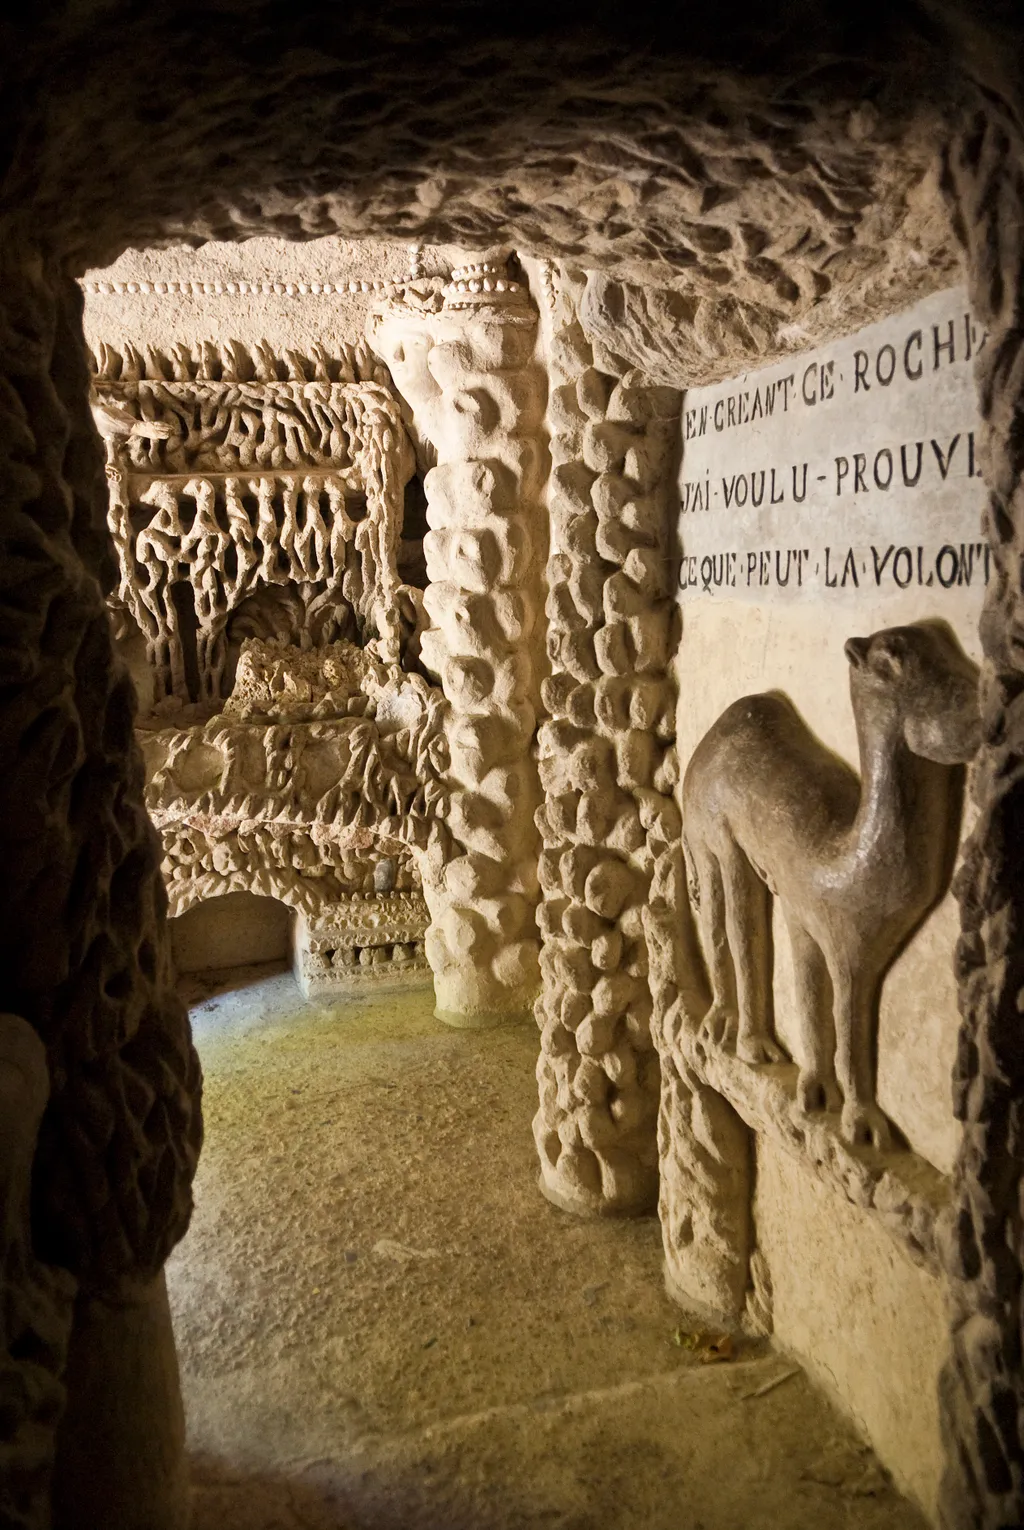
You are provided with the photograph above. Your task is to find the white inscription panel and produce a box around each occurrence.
[676,286,987,607]
[673,286,988,1178]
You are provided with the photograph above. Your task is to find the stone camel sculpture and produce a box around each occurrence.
[682,620,980,1150]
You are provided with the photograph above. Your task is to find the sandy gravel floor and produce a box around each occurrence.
[167,963,927,1530]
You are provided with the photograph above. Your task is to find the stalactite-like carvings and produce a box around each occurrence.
[937,101,1024,1530]
[92,339,418,700]
[370,264,545,1024]
[0,252,201,1527]
[142,637,446,919]
[91,339,441,989]
[533,269,680,1214]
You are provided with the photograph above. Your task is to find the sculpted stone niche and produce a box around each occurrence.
[91,333,440,988]
[88,253,548,1015]
[683,620,980,1150]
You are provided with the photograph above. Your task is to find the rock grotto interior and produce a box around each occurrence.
[2,3,1024,1527]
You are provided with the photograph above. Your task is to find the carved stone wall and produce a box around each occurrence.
[936,102,1024,1530]
[141,637,445,919]
[533,269,679,1214]
[371,267,545,1024]
[3,5,1024,1525]
[87,328,444,1001]
[0,1015,74,1530]
[7,6,973,385]
[92,338,419,698]
[0,251,201,1527]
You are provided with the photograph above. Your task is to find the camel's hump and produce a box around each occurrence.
[710,690,798,736]
[684,689,840,788]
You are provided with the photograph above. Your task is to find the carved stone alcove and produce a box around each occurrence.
[4,9,1024,1530]
[91,337,439,990]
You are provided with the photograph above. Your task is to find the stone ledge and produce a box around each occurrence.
[677,1032,950,1276]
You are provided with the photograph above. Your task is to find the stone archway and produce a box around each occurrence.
[1,6,1023,1526]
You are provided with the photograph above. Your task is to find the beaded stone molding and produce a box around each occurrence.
[82,276,400,297]
[81,246,431,298]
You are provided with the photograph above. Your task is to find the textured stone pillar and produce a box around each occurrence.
[533,269,680,1214]
[0,1013,74,1530]
[644,846,754,1320]
[936,103,1024,1530]
[0,246,202,1528]
[372,264,545,1025]
[53,1274,188,1530]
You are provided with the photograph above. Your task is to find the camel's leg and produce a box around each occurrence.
[720,843,785,1065]
[830,963,891,1150]
[692,843,738,1049]
[786,917,840,1113]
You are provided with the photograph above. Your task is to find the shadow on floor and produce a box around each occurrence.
[191,1451,643,1530]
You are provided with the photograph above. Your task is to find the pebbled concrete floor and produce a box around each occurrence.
[167,963,928,1530]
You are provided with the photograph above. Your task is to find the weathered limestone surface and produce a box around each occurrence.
[0,253,201,1527]
[2,6,973,388]
[294,892,430,998]
[534,268,678,1214]
[90,322,445,1003]
[644,855,755,1320]
[756,1139,950,1520]
[371,268,545,1025]
[141,639,444,918]
[685,1035,950,1276]
[936,103,1024,1530]
[0,1015,74,1530]
[1,5,1024,1526]
[92,338,419,692]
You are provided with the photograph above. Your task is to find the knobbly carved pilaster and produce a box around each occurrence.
[0,249,201,1528]
[371,265,545,1024]
[937,102,1024,1530]
[533,269,680,1214]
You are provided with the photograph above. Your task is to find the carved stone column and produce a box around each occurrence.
[937,102,1024,1530]
[0,247,201,1529]
[533,269,679,1215]
[371,265,545,1025]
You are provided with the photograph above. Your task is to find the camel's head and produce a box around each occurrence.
[844,620,981,764]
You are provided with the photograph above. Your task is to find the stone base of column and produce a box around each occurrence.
[534,1101,660,1218]
[657,1049,753,1323]
[435,1004,533,1029]
[53,1271,189,1530]
[537,1161,659,1219]
[432,965,538,1029]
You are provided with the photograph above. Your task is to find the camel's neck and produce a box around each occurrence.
[850,698,946,869]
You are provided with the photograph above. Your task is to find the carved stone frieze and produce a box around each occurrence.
[142,637,447,919]
[92,340,421,701]
[294,892,430,998]
[89,337,443,1004]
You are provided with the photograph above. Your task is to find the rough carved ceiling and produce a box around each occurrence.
[4,3,1015,385]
